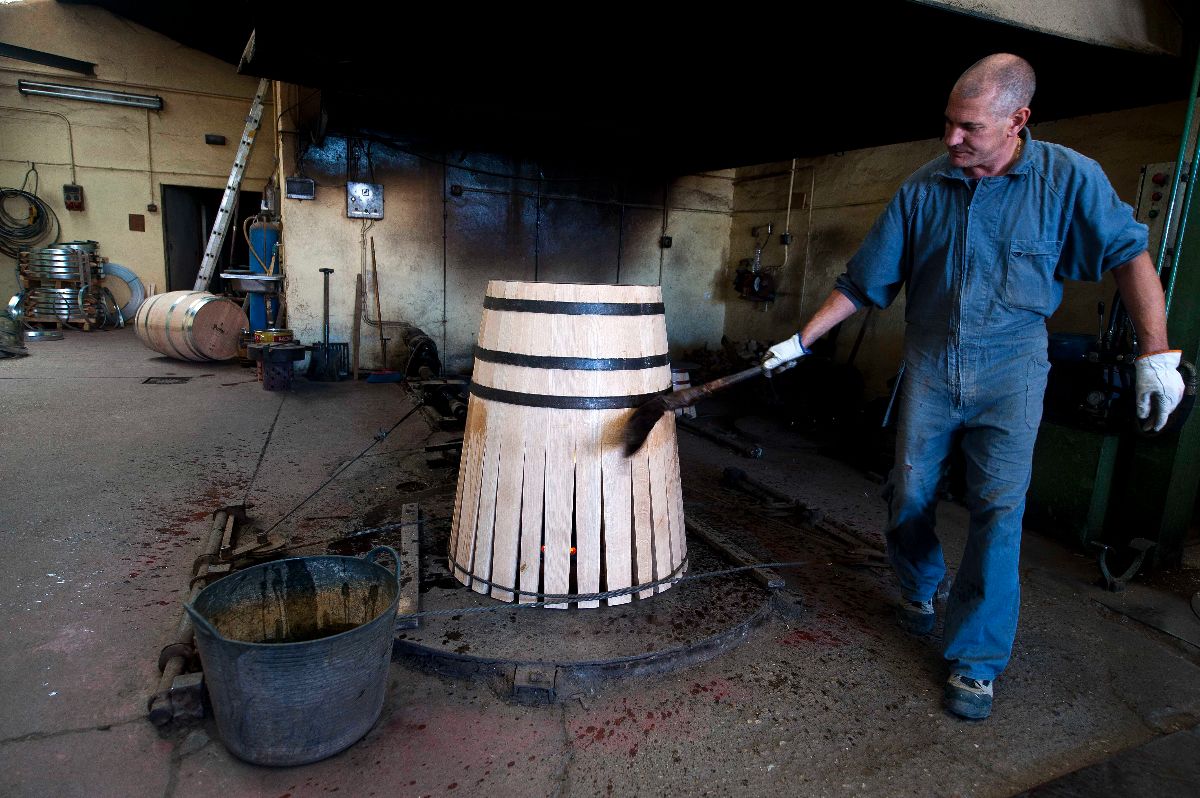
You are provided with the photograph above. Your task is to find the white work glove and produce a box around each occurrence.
[762,333,810,371]
[1135,350,1185,432]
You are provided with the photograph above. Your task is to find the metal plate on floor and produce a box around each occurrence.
[143,377,191,384]
[1095,586,1200,649]
[25,330,63,341]
[396,528,773,688]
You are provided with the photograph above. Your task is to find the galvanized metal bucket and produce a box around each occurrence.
[187,547,399,766]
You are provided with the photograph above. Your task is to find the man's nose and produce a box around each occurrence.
[944,127,963,148]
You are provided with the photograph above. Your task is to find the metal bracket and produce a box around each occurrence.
[157,643,197,672]
[168,672,205,721]
[1090,537,1156,591]
[512,664,559,704]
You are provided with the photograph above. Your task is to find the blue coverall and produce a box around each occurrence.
[835,128,1148,680]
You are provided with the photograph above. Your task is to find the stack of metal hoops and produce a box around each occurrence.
[11,242,129,330]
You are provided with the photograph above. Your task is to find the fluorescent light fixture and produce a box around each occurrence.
[17,80,163,110]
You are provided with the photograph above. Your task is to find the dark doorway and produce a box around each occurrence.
[161,185,262,292]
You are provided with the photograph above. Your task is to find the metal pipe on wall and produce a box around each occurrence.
[0,105,76,183]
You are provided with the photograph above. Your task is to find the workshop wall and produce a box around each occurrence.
[0,0,274,302]
[276,86,734,375]
[726,100,1187,398]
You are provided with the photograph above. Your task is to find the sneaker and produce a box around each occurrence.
[895,598,935,635]
[944,673,993,719]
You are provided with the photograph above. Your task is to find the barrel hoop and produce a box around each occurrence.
[469,383,671,410]
[483,296,664,316]
[180,298,209,359]
[162,293,193,360]
[447,554,689,601]
[474,346,669,372]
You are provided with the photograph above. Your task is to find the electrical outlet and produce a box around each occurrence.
[63,184,84,211]
[780,233,794,246]
[660,235,673,248]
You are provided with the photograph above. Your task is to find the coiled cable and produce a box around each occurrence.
[1,168,60,258]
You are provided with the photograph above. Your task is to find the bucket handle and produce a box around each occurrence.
[363,545,401,586]
[184,602,222,641]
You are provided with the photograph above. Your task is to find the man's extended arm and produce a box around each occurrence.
[799,291,861,348]
[1111,251,1168,352]
[1112,251,1185,432]
[762,291,861,369]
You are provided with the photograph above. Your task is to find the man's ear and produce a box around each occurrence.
[1011,107,1031,133]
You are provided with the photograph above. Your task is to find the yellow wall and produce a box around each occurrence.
[725,101,1187,397]
[0,0,274,302]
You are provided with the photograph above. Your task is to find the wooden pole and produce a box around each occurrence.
[352,273,363,380]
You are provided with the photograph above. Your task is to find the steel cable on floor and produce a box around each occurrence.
[389,561,809,621]
[260,400,425,536]
[276,515,808,619]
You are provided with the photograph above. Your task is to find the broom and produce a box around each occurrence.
[366,237,403,383]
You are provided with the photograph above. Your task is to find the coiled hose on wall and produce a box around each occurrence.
[0,187,59,258]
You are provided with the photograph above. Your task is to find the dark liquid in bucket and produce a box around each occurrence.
[269,622,361,643]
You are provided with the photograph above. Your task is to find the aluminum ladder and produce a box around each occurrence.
[192,78,271,292]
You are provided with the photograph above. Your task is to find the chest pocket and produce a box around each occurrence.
[1002,239,1063,316]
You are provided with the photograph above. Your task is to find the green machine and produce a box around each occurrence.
[1027,55,1200,576]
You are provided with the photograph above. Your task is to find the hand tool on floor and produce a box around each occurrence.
[308,267,349,381]
[623,360,796,456]
[366,238,402,383]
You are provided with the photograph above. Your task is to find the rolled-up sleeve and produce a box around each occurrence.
[1056,158,1149,281]
[835,190,909,309]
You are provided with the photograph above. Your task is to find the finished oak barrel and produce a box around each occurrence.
[135,290,248,361]
[449,280,687,609]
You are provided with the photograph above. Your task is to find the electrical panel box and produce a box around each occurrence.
[1135,162,1182,258]
[285,176,315,201]
[63,184,84,211]
[346,181,383,219]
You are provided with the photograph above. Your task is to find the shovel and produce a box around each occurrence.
[308,268,348,381]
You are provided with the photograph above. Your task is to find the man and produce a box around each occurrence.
[762,54,1184,720]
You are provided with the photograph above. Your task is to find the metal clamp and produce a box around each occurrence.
[157,642,197,672]
[1090,537,1155,591]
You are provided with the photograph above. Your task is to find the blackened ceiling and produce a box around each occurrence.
[63,1,1199,175]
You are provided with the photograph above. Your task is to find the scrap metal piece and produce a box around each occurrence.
[149,509,228,726]
[512,664,558,704]
[157,643,197,672]
[1091,537,1156,591]
[168,672,205,721]
[772,590,805,619]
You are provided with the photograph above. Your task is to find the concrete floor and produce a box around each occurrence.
[2,327,1200,797]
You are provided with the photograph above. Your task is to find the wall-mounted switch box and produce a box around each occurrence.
[285,176,316,200]
[63,184,84,211]
[347,181,384,219]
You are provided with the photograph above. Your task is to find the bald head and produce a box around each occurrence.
[953,54,1036,117]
